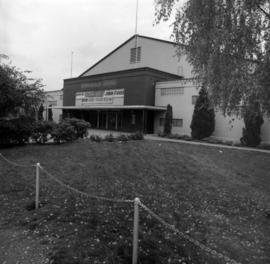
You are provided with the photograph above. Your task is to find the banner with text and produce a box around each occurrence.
[75,89,124,106]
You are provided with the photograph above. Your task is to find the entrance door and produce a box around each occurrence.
[107,111,122,130]
[108,111,117,130]
[99,111,107,129]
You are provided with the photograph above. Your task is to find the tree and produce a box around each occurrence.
[155,0,270,116]
[190,86,215,139]
[0,56,44,118]
[241,100,264,147]
[38,104,44,121]
[163,104,173,135]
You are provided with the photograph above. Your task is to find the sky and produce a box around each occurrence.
[0,0,177,91]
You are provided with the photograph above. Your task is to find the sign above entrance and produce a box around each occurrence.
[75,89,124,106]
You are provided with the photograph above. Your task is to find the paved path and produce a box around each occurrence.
[145,135,270,154]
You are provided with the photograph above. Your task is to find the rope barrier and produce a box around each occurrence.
[0,152,243,263]
[39,166,134,204]
[0,153,36,168]
[138,201,241,264]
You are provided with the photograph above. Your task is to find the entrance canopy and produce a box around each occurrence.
[57,105,165,133]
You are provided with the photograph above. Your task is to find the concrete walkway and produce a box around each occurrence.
[145,134,270,154]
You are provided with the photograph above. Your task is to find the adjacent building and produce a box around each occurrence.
[43,89,63,123]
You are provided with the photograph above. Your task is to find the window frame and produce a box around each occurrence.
[160,87,184,96]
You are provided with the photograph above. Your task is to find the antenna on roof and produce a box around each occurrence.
[134,0,139,48]
[70,51,74,78]
[135,0,139,36]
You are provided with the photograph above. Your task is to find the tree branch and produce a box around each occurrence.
[256,3,270,20]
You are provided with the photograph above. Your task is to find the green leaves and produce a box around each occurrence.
[0,59,44,118]
[190,86,215,139]
[155,0,270,116]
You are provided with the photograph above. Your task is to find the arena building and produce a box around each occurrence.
[56,34,270,143]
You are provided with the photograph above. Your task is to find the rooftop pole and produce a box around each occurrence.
[70,51,74,77]
[135,0,139,48]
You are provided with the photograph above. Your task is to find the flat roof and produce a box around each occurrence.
[52,105,166,111]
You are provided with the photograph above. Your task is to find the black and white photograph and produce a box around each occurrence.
[0,0,270,263]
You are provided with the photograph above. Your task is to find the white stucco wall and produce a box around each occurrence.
[154,80,270,144]
[213,112,270,144]
[261,118,270,144]
[154,79,199,135]
[212,112,244,143]
[43,90,63,123]
[82,36,194,78]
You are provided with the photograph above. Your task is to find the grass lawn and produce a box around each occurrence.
[0,139,269,264]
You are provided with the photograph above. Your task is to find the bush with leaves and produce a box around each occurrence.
[64,118,91,138]
[0,116,34,146]
[240,102,264,147]
[32,121,56,144]
[190,86,215,139]
[0,56,44,118]
[104,134,114,142]
[51,121,77,144]
[116,134,128,142]
[128,131,144,140]
[89,135,102,142]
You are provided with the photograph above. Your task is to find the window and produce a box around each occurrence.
[60,95,63,100]
[192,95,199,105]
[160,87,184,96]
[172,119,183,127]
[48,100,57,106]
[130,47,141,64]
[160,118,183,127]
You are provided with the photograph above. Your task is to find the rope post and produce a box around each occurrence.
[35,163,40,209]
[132,197,140,264]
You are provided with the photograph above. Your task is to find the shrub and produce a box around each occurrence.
[89,135,102,142]
[116,134,128,142]
[240,102,264,147]
[0,116,34,146]
[163,104,173,135]
[104,134,114,142]
[32,121,56,144]
[51,121,77,144]
[63,118,91,138]
[190,86,215,139]
[128,131,144,140]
